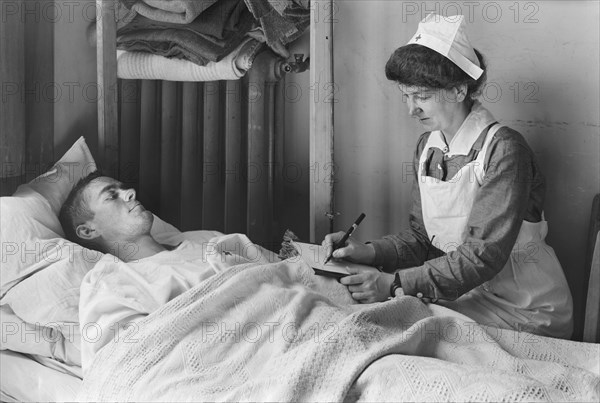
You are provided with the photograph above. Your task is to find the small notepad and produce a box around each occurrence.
[292,241,373,279]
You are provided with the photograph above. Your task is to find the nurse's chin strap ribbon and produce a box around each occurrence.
[407,13,483,80]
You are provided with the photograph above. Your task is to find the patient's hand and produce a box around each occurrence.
[322,231,376,265]
[339,266,394,304]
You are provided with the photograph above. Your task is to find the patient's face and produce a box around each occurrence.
[83,176,153,244]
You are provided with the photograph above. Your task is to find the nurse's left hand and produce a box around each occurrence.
[340,266,394,303]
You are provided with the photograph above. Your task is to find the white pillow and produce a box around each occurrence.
[13,136,97,217]
[1,137,97,297]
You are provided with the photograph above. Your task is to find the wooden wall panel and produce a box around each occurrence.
[24,1,54,181]
[309,0,334,242]
[0,1,26,194]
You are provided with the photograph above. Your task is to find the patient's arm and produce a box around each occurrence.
[79,256,158,371]
[79,285,146,371]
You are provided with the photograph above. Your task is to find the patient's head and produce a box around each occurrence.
[59,171,154,253]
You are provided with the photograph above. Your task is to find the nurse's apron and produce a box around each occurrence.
[418,124,573,339]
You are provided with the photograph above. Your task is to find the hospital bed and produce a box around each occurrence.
[1,137,599,401]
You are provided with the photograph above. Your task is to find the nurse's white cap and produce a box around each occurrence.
[407,13,483,80]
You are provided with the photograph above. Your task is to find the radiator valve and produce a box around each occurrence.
[282,54,310,74]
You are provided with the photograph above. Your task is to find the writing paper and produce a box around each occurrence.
[292,241,374,279]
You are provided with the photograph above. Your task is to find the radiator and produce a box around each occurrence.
[114,51,287,249]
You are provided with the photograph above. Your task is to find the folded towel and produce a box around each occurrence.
[133,0,220,24]
[117,0,255,65]
[243,0,309,58]
[116,38,263,81]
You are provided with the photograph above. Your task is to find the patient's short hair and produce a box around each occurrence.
[59,170,103,251]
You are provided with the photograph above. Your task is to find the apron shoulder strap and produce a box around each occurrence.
[474,122,503,185]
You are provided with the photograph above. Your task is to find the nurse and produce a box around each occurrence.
[323,14,574,339]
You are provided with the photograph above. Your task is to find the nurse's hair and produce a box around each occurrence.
[385,44,487,103]
[59,170,105,252]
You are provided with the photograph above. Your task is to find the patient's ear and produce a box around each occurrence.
[76,223,99,240]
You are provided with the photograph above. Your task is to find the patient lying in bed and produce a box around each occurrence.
[59,171,275,369]
[79,238,218,369]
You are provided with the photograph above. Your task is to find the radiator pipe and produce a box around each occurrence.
[250,49,287,83]
[246,49,292,248]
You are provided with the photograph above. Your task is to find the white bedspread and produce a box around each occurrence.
[78,243,599,402]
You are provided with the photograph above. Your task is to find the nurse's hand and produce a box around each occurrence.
[340,267,394,303]
[322,231,376,265]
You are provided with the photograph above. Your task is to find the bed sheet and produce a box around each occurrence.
[4,229,598,402]
[77,234,600,402]
[0,350,82,402]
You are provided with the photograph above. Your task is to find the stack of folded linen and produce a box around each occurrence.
[116,37,264,81]
[97,0,310,81]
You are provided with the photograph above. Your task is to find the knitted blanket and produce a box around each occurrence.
[78,258,599,402]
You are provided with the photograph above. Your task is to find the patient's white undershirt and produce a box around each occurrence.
[79,239,221,371]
